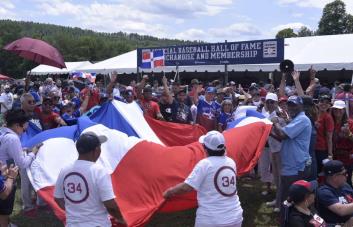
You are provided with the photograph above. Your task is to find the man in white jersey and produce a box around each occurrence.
[54,132,125,227]
[163,131,243,227]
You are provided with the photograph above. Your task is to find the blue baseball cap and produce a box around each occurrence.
[324,160,345,176]
[287,96,303,105]
[206,87,216,93]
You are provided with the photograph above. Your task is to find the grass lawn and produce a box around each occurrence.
[10,177,279,227]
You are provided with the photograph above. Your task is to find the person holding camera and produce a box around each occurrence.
[0,109,41,226]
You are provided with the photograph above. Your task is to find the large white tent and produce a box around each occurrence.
[77,50,137,74]
[74,34,353,74]
[28,61,93,76]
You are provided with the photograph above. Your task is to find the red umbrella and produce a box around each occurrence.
[3,37,66,69]
[0,74,11,80]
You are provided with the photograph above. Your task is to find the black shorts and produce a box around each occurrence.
[0,185,16,215]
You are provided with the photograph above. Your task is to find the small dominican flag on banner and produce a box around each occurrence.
[141,49,165,68]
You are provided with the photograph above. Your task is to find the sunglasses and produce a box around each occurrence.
[266,100,276,104]
[27,100,35,104]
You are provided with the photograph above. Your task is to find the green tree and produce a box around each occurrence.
[297,26,313,37]
[318,0,348,35]
[275,28,297,38]
[0,21,35,78]
[0,19,198,78]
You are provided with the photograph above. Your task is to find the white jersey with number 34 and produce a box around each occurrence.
[185,156,243,226]
[54,160,115,227]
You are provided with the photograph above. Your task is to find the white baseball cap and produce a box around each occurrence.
[332,100,346,109]
[199,131,226,151]
[265,93,278,102]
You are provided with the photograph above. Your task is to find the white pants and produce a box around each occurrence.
[259,147,273,183]
[271,151,281,207]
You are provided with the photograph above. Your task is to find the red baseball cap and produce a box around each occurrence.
[288,180,318,203]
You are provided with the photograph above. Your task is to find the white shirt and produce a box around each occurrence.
[112,88,120,98]
[185,156,243,226]
[262,108,285,153]
[54,160,115,227]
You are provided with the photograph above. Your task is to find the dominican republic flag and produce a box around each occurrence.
[71,71,97,83]
[23,100,272,227]
[141,49,165,69]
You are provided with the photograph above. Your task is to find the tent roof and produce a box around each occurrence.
[229,34,353,72]
[76,34,353,74]
[29,61,93,75]
[77,50,137,74]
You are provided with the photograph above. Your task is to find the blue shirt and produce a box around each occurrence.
[30,91,41,105]
[280,112,312,176]
[214,101,222,116]
[317,183,353,224]
[71,97,81,109]
[218,112,232,129]
[197,99,216,120]
[61,110,80,126]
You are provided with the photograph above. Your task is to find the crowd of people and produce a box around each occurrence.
[0,66,352,226]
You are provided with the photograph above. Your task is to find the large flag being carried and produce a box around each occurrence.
[23,100,272,226]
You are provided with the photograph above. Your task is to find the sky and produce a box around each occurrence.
[0,0,352,42]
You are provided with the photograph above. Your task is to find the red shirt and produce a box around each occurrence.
[140,99,160,119]
[333,119,353,165]
[35,108,60,130]
[80,88,100,110]
[315,112,334,151]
